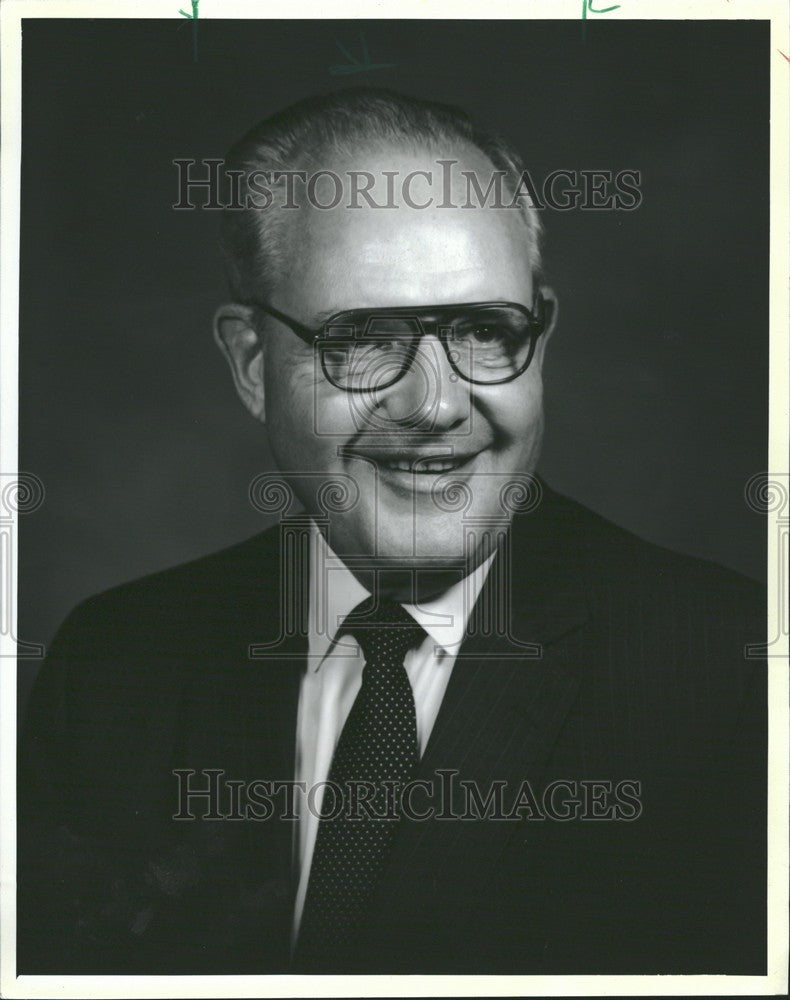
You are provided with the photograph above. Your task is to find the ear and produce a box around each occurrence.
[532,285,558,368]
[213,303,266,422]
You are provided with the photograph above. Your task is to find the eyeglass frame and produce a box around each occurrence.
[246,292,553,392]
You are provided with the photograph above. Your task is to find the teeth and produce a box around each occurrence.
[380,457,467,473]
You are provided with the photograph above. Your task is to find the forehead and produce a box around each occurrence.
[280,142,533,313]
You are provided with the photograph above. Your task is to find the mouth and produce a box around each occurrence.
[344,447,483,493]
[377,454,476,474]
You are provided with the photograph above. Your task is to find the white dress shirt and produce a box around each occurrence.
[291,522,495,939]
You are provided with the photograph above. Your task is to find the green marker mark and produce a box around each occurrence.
[581,0,621,44]
[582,0,621,17]
[179,0,199,63]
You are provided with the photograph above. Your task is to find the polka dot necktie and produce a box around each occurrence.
[294,596,425,969]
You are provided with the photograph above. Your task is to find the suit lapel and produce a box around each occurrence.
[423,479,590,785]
[237,526,307,869]
[367,483,592,930]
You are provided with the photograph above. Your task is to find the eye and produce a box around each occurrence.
[350,339,396,361]
[468,323,504,344]
[454,322,513,348]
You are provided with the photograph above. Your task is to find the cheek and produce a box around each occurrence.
[304,383,380,448]
[485,377,545,448]
[264,359,316,467]
[265,360,361,469]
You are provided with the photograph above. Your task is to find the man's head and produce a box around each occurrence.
[215,88,556,598]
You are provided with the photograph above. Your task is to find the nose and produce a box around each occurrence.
[375,334,471,431]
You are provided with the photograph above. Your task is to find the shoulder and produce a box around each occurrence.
[52,525,282,651]
[525,482,766,707]
[26,526,284,730]
[538,482,764,620]
[532,483,767,764]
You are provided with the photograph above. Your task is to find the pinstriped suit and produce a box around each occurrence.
[18,482,767,974]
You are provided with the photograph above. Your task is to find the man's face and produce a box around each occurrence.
[230,143,552,593]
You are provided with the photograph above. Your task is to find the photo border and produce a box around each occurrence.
[1,2,787,996]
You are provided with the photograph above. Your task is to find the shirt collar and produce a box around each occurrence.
[307,521,496,671]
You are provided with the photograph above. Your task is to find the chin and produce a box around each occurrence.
[326,506,462,559]
[379,509,476,569]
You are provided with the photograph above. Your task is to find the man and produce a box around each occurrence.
[19,88,766,975]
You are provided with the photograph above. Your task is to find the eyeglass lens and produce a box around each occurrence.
[321,306,534,389]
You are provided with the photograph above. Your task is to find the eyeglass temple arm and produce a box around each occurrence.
[248,300,319,346]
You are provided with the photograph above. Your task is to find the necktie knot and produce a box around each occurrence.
[340,596,425,666]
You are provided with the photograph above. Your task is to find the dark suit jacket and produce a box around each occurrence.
[18,483,767,975]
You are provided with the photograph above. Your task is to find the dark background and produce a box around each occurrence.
[18,19,769,710]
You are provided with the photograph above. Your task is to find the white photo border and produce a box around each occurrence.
[1,2,787,997]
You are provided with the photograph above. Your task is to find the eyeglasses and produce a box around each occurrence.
[249,294,553,392]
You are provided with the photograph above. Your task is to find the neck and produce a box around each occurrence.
[353,566,468,604]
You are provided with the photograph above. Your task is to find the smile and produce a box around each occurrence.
[378,455,474,474]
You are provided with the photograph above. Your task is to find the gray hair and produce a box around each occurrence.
[219,87,543,303]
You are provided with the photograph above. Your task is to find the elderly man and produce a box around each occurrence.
[19,88,766,976]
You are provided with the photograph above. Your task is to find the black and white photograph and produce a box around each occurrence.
[1,2,787,996]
